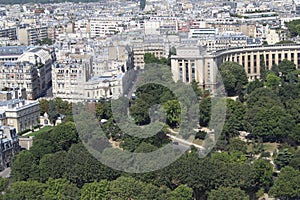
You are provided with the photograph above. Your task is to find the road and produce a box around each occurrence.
[0,167,11,178]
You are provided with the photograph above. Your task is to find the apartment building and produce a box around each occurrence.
[0,62,39,99]
[18,26,48,45]
[52,56,126,102]
[18,48,54,96]
[0,126,21,170]
[90,17,125,38]
[52,55,92,101]
[0,27,17,40]
[0,46,55,99]
[0,99,40,133]
[132,38,166,69]
[144,17,178,35]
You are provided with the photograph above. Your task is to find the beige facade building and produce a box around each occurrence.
[0,62,39,99]
[0,46,55,99]
[0,99,40,133]
[171,46,217,91]
[133,41,166,69]
[17,26,48,45]
[52,56,127,102]
[171,44,300,92]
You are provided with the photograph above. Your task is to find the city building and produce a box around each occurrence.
[0,27,17,40]
[171,44,300,92]
[17,26,48,45]
[0,98,40,133]
[0,62,39,99]
[0,126,20,170]
[0,46,55,99]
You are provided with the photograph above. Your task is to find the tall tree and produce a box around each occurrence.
[80,180,110,200]
[219,62,248,96]
[43,178,80,200]
[269,166,300,199]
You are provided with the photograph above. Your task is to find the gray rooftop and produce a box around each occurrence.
[0,46,28,56]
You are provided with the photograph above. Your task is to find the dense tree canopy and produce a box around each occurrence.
[208,187,248,200]
[219,62,248,96]
[269,166,300,199]
[286,19,300,37]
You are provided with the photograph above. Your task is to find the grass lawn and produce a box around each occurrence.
[193,139,203,146]
[27,126,53,137]
[263,142,279,153]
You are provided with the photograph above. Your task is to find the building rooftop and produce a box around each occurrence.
[0,46,28,56]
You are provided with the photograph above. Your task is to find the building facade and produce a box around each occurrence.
[17,26,48,45]
[0,46,55,99]
[0,126,20,170]
[0,62,39,99]
[0,99,40,133]
[171,44,300,92]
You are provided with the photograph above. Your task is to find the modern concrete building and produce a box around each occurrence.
[90,17,126,38]
[17,26,48,45]
[0,27,17,40]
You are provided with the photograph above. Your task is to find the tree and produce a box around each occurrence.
[170,185,193,200]
[278,59,296,80]
[222,99,246,142]
[219,62,248,96]
[246,78,264,95]
[275,148,295,170]
[50,122,78,151]
[164,100,181,128]
[266,72,281,89]
[227,138,247,153]
[48,100,59,125]
[208,187,248,200]
[39,151,68,182]
[4,180,46,200]
[191,80,202,98]
[269,166,300,199]
[43,178,80,200]
[110,176,168,200]
[63,143,120,188]
[30,138,57,159]
[246,87,281,109]
[11,151,37,181]
[199,97,211,127]
[80,180,110,200]
[285,19,300,37]
[134,142,158,153]
[0,177,8,192]
[250,159,274,191]
[289,150,300,171]
[246,105,295,142]
[39,99,49,115]
[96,101,112,120]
